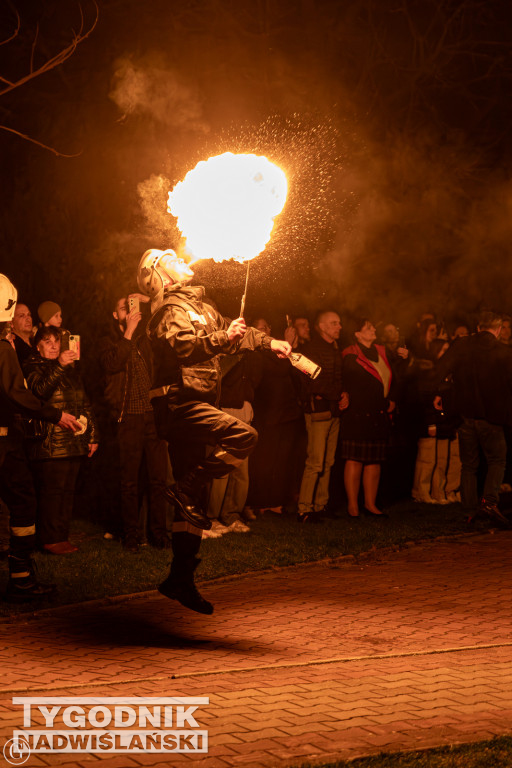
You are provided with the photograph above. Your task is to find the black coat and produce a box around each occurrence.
[341,344,393,442]
[434,332,512,426]
[298,334,343,415]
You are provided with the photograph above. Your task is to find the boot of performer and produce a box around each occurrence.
[165,471,212,531]
[5,555,57,603]
[158,555,213,615]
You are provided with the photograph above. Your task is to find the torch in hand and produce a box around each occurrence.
[240,261,251,319]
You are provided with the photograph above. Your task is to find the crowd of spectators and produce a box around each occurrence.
[3,291,512,561]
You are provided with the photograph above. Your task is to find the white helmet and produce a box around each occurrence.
[0,274,17,321]
[137,249,194,297]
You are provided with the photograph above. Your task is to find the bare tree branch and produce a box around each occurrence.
[0,1,20,47]
[0,1,99,155]
[0,2,99,98]
[0,124,81,156]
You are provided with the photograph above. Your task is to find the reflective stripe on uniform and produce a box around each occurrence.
[171,521,202,536]
[10,571,31,578]
[10,525,36,537]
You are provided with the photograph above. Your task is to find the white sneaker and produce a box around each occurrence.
[226,520,250,533]
[210,520,229,535]
[202,527,223,539]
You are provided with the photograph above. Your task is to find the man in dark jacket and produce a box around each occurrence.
[296,311,349,523]
[434,310,512,523]
[0,274,80,601]
[138,249,290,614]
[11,303,34,365]
[99,296,169,552]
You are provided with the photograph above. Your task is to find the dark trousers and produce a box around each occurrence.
[153,397,258,562]
[31,458,82,545]
[162,400,258,487]
[0,434,37,559]
[457,418,507,511]
[118,412,169,540]
[247,417,306,508]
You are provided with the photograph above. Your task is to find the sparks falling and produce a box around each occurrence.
[167,152,288,264]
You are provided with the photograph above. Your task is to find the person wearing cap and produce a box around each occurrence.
[37,301,62,328]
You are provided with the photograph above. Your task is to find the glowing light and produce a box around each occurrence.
[167,152,287,264]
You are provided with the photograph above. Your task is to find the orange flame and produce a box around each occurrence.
[168,152,287,264]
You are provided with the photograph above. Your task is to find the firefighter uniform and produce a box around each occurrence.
[147,283,272,613]
[0,339,62,600]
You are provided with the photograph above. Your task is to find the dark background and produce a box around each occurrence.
[1,0,511,347]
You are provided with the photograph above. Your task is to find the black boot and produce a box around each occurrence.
[158,557,213,615]
[164,484,212,530]
[5,555,57,603]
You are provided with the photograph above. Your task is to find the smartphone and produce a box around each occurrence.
[69,334,80,360]
[60,329,70,351]
[128,296,140,313]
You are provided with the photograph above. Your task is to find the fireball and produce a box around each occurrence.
[167,152,287,264]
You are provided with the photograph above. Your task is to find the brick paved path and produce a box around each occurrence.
[1,531,512,767]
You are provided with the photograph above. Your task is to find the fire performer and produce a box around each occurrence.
[138,249,291,614]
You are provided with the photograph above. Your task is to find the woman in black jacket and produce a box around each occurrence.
[23,326,99,554]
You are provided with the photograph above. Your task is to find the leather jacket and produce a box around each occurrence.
[23,351,99,460]
[147,284,272,406]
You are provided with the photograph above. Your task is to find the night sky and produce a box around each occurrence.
[1,0,511,340]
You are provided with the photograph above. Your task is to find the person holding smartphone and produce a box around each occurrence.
[99,294,170,553]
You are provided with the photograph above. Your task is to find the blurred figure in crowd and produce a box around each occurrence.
[408,312,436,355]
[412,318,439,361]
[11,303,34,365]
[208,352,260,534]
[499,314,512,346]
[341,319,394,518]
[297,310,349,523]
[284,315,311,350]
[433,310,512,524]
[100,295,170,553]
[24,326,99,555]
[411,339,461,504]
[246,317,305,517]
[448,320,470,341]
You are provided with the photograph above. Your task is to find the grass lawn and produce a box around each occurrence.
[297,735,512,767]
[0,497,503,617]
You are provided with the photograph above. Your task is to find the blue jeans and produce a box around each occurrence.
[457,418,506,512]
